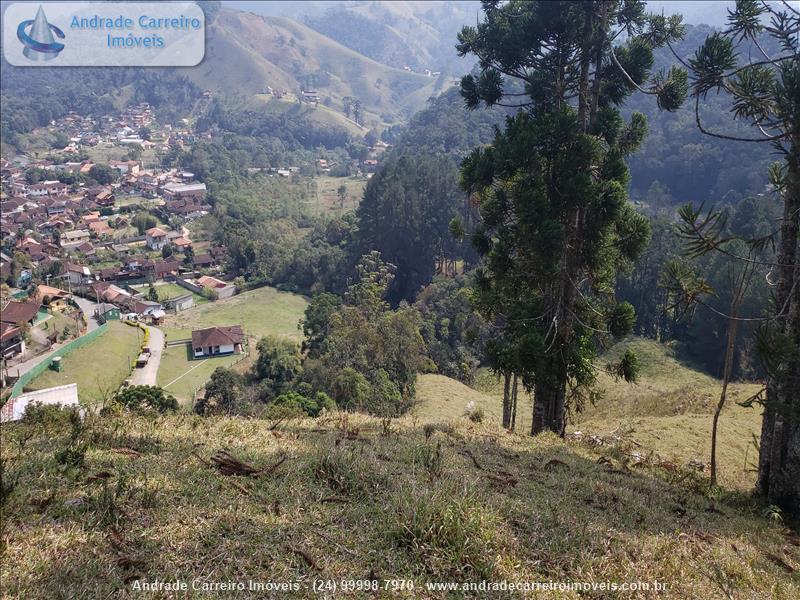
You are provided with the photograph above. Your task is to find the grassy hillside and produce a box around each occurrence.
[417,337,765,491]
[184,10,438,125]
[1,411,797,598]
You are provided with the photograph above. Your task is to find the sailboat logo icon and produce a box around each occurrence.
[17,5,65,61]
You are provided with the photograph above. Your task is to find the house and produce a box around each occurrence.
[192,253,216,268]
[145,227,169,250]
[65,262,92,286]
[60,229,91,248]
[95,303,120,321]
[75,241,96,257]
[1,300,39,326]
[154,259,181,279]
[132,300,163,317]
[191,325,244,358]
[0,322,25,359]
[37,285,71,309]
[89,221,111,237]
[164,293,193,312]
[162,182,206,201]
[26,180,68,198]
[0,383,80,423]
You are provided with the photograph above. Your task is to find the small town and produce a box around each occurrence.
[0,99,366,416]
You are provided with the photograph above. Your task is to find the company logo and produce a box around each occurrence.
[17,5,65,61]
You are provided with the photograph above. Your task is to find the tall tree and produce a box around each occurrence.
[682,0,799,512]
[457,0,687,435]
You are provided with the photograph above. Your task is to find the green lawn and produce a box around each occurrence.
[157,342,243,404]
[161,286,308,342]
[27,322,142,404]
[132,283,207,304]
[156,286,308,404]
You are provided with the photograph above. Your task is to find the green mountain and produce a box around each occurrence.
[183,8,446,126]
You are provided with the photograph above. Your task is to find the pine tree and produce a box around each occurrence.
[457,0,686,435]
[680,0,799,513]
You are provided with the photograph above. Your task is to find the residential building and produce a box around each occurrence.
[0,322,25,359]
[191,325,244,358]
[145,227,169,250]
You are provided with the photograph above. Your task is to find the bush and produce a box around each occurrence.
[272,390,335,417]
[113,385,178,413]
[331,368,372,411]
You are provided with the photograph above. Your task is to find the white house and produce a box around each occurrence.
[191,325,244,358]
[145,227,169,250]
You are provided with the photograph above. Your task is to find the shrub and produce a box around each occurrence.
[113,385,178,413]
[272,390,335,417]
[331,368,372,411]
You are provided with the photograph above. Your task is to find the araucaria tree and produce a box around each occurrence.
[683,0,799,512]
[457,1,687,435]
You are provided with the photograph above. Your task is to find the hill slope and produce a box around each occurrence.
[183,9,440,125]
[2,410,797,598]
[415,337,764,491]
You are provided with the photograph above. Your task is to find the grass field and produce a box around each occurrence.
[27,322,142,404]
[314,175,367,213]
[156,341,242,404]
[155,286,307,402]
[131,283,207,304]
[160,286,308,342]
[416,337,765,492]
[2,411,797,598]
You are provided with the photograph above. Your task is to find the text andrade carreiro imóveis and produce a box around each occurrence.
[70,14,202,49]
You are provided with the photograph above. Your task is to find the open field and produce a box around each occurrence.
[2,411,797,599]
[85,145,159,168]
[156,340,242,404]
[26,322,142,404]
[314,175,367,213]
[160,285,308,342]
[131,283,207,304]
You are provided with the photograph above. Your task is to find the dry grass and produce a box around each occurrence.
[417,337,766,492]
[1,411,797,599]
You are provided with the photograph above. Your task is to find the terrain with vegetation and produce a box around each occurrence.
[1,0,799,596]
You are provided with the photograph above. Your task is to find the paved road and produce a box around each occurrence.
[72,296,101,332]
[130,326,164,386]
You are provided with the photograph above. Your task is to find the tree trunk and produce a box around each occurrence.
[502,371,511,429]
[711,311,740,487]
[532,358,568,436]
[510,374,518,432]
[757,136,800,514]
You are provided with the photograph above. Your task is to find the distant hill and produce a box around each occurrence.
[304,1,481,74]
[183,9,444,127]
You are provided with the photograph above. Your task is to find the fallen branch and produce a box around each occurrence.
[207,450,287,477]
[320,495,349,504]
[461,449,483,470]
[112,448,142,458]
